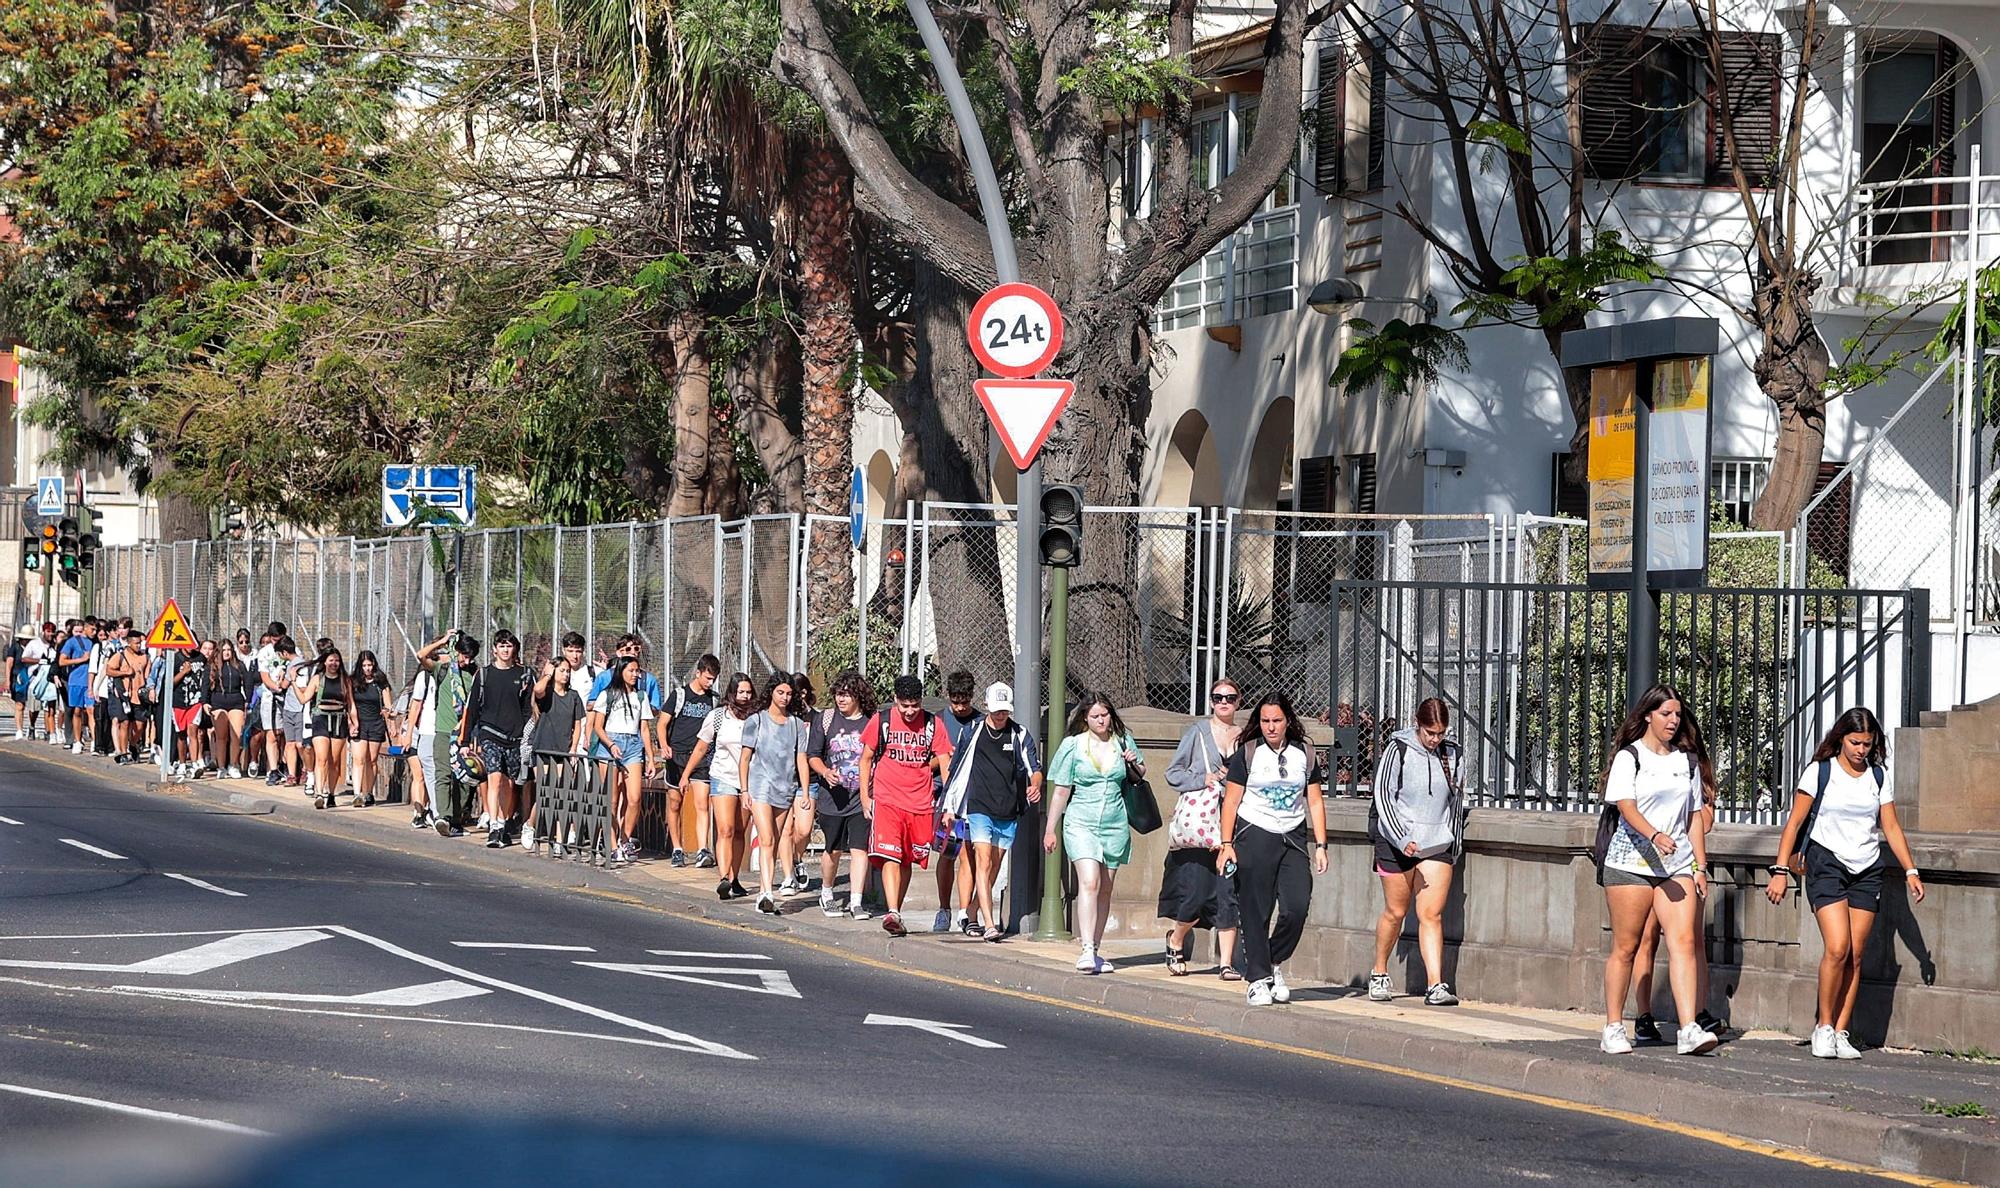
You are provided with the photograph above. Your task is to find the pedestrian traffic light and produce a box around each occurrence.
[21,537,40,571]
[1038,483,1084,568]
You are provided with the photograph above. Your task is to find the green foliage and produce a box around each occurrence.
[1059,12,1195,111]
[1928,266,2000,429]
[1455,232,1665,329]
[1466,119,1530,157]
[1329,318,1472,400]
[808,606,906,693]
[1920,1100,1988,1119]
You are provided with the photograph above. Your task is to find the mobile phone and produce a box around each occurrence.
[1221,859,1238,878]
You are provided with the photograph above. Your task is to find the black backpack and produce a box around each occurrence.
[1786,759,1886,876]
[1590,744,1697,869]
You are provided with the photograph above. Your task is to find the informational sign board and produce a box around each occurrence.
[1645,357,1712,581]
[145,599,197,651]
[967,283,1063,380]
[35,476,63,517]
[383,465,477,529]
[1587,364,1637,578]
[974,379,1075,471]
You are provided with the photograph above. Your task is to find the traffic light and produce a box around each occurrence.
[38,522,58,560]
[76,508,99,571]
[1038,483,1084,568]
[21,537,39,571]
[56,516,79,580]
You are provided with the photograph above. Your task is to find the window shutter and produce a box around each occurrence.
[1365,39,1388,191]
[1298,455,1337,513]
[1315,42,1346,192]
[1709,32,1779,186]
[1933,38,1960,174]
[1573,26,1642,179]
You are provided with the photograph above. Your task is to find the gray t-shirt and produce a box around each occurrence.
[531,688,586,754]
[739,710,807,803]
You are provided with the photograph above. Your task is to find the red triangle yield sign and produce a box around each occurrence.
[975,379,1074,471]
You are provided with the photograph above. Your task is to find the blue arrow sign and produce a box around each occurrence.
[850,466,866,551]
[382,465,477,529]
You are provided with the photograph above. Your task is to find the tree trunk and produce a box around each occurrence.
[797,139,859,634]
[152,484,209,543]
[1749,280,1833,530]
[1042,308,1151,708]
[663,313,713,518]
[737,332,805,514]
[1755,401,1826,535]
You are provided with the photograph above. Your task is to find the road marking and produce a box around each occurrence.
[645,949,770,960]
[570,887,1965,1187]
[0,929,329,975]
[0,1081,271,1137]
[115,978,489,1007]
[578,961,800,998]
[58,838,127,860]
[163,873,247,897]
[321,926,753,1061]
[0,926,313,941]
[0,814,21,825]
[450,942,596,952]
[863,1013,1005,1049]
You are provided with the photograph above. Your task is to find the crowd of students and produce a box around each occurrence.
[1,616,1924,1058]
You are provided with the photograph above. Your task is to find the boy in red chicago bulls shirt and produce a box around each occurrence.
[859,675,953,937]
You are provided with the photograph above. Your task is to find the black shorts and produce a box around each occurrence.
[105,692,133,722]
[311,711,348,740]
[1158,846,1240,930]
[354,717,388,744]
[1805,842,1884,912]
[820,811,868,854]
[1370,829,1456,875]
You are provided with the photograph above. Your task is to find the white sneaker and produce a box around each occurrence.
[778,877,799,895]
[70,741,82,754]
[932,910,952,933]
[1676,1022,1719,1056]
[1810,1023,1837,1059]
[1424,981,1460,1007]
[1271,967,1292,1003]
[1601,1024,1634,1054]
[1833,1030,1862,1060]
[1367,972,1394,1002]
[520,825,536,849]
[1075,946,1099,973]
[1246,978,1275,1006]
[1095,954,1116,974]
[820,892,842,918]
[13,729,25,740]
[226,766,242,780]
[848,900,871,921]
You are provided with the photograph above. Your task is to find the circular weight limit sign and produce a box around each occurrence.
[967,283,1063,378]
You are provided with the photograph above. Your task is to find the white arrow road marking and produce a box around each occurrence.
[578,962,800,998]
[451,942,596,952]
[58,838,128,860]
[645,950,770,960]
[0,1082,271,1137]
[162,873,246,897]
[0,814,22,825]
[321,926,753,1060]
[0,929,329,974]
[863,1014,1006,1049]
[113,978,489,1007]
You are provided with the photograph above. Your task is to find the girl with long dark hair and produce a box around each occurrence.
[349,650,393,807]
[1218,691,1327,1006]
[807,671,876,918]
[1596,684,1716,1056]
[306,647,355,809]
[207,638,254,778]
[740,672,812,914]
[681,672,757,898]
[1043,692,1145,974]
[590,656,658,863]
[1765,707,1924,1060]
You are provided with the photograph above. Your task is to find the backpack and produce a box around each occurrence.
[1786,759,1886,876]
[1590,744,1698,869]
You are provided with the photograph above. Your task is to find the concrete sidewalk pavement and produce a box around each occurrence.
[13,740,1999,1185]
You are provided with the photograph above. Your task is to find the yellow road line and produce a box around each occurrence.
[42,764,1970,1186]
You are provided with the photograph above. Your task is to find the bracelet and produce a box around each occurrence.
[1906,867,1920,878]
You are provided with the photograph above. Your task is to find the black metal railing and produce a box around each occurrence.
[1324,581,1928,820]
[529,750,615,864]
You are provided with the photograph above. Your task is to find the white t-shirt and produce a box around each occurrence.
[593,688,655,736]
[1798,761,1894,873]
[1602,744,1701,878]
[1226,742,1324,835]
[408,671,438,737]
[91,638,119,697]
[699,708,751,790]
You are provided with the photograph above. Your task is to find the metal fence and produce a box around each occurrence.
[1323,579,1930,820]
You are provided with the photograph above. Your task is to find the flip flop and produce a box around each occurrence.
[1219,968,1244,982]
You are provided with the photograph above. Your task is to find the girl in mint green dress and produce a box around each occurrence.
[1043,694,1146,975]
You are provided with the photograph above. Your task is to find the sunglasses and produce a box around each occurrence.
[1210,692,1240,703]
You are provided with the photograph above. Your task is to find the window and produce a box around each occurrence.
[1191,113,1226,190]
[1315,37,1387,194]
[1575,27,1779,185]
[1550,453,1590,519]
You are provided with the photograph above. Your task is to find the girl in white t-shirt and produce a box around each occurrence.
[1766,707,1925,1061]
[677,673,757,899]
[1595,684,1717,1057]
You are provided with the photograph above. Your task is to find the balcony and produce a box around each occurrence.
[1826,159,2000,313]
[1153,207,1300,336]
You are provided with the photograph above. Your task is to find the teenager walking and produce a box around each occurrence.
[349,651,393,807]
[808,672,875,918]
[680,673,757,895]
[306,648,355,809]
[1161,679,1244,980]
[207,639,253,778]
[859,675,953,937]
[740,673,812,914]
[1043,693,1144,974]
[591,656,658,863]
[1367,697,1466,1006]
[1597,684,1718,1056]
[659,654,721,868]
[1766,707,1924,1060]
[940,682,1042,940]
[933,670,981,933]
[1218,692,1328,1006]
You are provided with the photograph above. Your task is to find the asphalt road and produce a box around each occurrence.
[0,748,1892,1188]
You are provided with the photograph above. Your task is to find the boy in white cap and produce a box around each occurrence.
[940,682,1043,940]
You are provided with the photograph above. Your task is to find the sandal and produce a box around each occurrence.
[1219,967,1244,982]
[1164,932,1189,977]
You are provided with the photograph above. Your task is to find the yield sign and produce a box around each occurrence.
[975,379,1073,471]
[145,598,197,650]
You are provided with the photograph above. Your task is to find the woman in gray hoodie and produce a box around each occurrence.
[1366,697,1465,1007]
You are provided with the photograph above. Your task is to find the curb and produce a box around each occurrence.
[21,746,2000,1185]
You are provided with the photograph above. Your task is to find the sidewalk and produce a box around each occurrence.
[15,739,2000,1185]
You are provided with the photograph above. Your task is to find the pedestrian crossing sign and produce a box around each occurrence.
[145,599,197,651]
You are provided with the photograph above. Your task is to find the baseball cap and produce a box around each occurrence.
[13,624,33,639]
[984,682,1014,712]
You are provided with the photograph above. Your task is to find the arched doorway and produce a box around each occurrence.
[865,450,896,521]
[1241,397,1295,510]
[1160,409,1222,507]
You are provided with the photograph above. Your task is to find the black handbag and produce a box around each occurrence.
[1122,775,1163,835]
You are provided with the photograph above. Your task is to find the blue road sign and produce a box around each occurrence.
[35,476,63,517]
[850,466,866,550]
[382,465,477,528]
